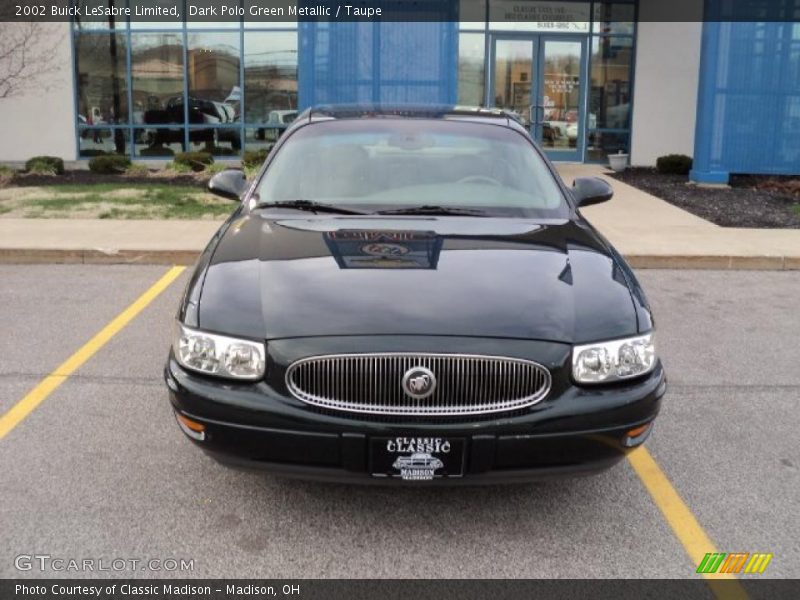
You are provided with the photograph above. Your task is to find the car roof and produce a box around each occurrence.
[290,104,527,134]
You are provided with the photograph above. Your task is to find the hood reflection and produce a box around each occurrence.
[324,230,442,269]
[198,214,640,342]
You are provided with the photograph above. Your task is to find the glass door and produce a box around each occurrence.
[491,36,586,161]
[492,39,535,130]
[537,38,585,161]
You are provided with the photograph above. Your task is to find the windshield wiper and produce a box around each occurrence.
[255,199,370,215]
[376,205,489,217]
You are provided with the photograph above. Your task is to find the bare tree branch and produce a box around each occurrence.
[0,23,65,100]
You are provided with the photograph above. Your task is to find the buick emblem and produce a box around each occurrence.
[402,366,436,399]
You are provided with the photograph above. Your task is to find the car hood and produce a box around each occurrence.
[197,213,640,343]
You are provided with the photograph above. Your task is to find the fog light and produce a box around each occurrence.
[622,422,653,447]
[175,412,206,441]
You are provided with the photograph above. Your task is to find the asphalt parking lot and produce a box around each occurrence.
[0,265,797,580]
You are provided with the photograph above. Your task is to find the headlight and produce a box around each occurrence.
[173,322,265,380]
[572,333,656,384]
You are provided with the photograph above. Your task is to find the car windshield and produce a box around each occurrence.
[255,119,569,218]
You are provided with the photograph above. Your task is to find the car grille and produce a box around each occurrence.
[285,353,551,416]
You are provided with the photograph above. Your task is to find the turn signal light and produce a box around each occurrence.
[626,424,650,438]
[622,422,653,447]
[175,412,206,441]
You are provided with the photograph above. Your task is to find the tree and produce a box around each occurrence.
[0,22,65,100]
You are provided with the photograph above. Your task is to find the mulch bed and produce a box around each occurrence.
[610,168,800,229]
[9,170,204,188]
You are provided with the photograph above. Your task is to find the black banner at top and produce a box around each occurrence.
[1,0,800,23]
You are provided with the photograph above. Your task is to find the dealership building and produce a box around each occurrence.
[1,0,798,182]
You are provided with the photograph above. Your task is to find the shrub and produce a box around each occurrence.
[0,164,14,187]
[88,154,131,174]
[174,151,214,172]
[25,156,64,175]
[243,149,269,169]
[656,154,693,175]
[80,149,109,157]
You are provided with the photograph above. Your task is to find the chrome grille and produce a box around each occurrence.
[285,353,551,416]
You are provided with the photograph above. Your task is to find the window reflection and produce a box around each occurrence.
[187,33,242,152]
[131,34,184,153]
[541,40,582,151]
[458,33,485,106]
[187,33,241,110]
[189,132,241,156]
[244,32,298,123]
[245,127,284,153]
[76,34,128,126]
[590,36,632,129]
[131,34,184,125]
[133,129,183,157]
[586,130,629,160]
[493,40,533,127]
[79,128,130,157]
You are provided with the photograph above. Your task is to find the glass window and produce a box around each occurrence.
[188,129,242,156]
[131,33,184,126]
[245,127,279,152]
[589,36,632,129]
[592,2,635,35]
[493,39,533,127]
[79,128,129,157]
[133,129,184,157]
[541,40,582,152]
[244,32,298,123]
[458,33,486,106]
[586,130,629,161]
[75,34,129,125]
[256,119,568,218]
[187,32,241,126]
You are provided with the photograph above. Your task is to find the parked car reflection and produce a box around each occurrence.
[256,110,298,142]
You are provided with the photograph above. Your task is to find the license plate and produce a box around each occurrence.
[370,437,465,481]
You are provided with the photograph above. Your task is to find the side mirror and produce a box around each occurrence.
[208,169,247,201]
[572,177,613,207]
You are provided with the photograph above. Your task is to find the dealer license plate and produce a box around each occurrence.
[370,437,465,481]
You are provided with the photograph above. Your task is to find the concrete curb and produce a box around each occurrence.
[1,248,799,270]
[0,248,200,265]
[626,255,800,270]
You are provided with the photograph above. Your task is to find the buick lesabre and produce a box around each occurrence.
[164,105,666,483]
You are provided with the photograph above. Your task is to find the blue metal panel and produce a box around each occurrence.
[691,16,800,182]
[299,20,458,108]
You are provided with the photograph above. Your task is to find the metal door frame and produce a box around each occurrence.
[488,33,588,162]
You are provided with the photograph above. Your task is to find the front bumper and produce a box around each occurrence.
[164,353,666,484]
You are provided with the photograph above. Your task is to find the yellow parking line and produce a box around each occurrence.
[0,266,185,441]
[627,446,749,600]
